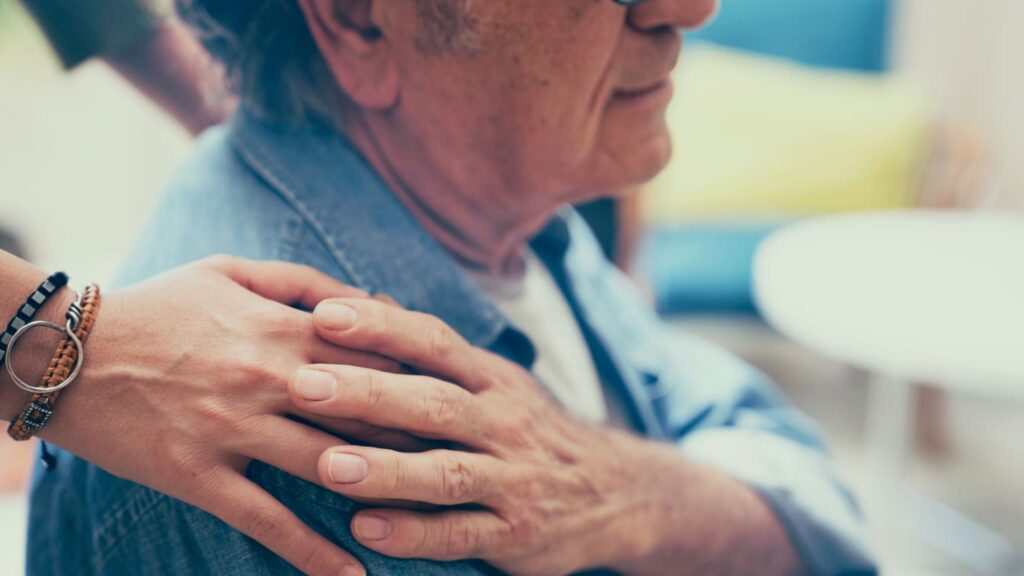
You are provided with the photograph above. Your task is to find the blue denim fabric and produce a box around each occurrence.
[28,111,877,576]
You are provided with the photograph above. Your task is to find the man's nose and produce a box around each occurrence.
[628,0,719,32]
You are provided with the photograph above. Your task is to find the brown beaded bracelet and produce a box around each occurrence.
[7,284,101,443]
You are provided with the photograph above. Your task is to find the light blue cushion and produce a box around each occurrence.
[692,0,891,72]
[641,224,785,315]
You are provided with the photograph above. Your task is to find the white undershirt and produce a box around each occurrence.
[469,251,608,424]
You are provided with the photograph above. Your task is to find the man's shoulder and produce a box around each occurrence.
[116,125,338,287]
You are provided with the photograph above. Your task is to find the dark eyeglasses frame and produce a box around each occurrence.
[612,0,650,6]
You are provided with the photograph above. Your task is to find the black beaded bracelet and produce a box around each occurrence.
[0,272,69,368]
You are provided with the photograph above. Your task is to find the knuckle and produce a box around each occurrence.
[297,544,325,575]
[234,357,283,394]
[296,543,354,576]
[359,370,387,412]
[239,504,283,543]
[506,510,543,551]
[229,339,283,381]
[407,522,433,557]
[192,395,244,436]
[445,520,482,557]
[422,388,465,429]
[385,451,408,494]
[177,464,228,514]
[277,310,310,337]
[492,408,537,451]
[426,320,458,362]
[476,354,524,392]
[475,370,507,393]
[370,303,395,343]
[165,442,212,485]
[250,305,303,339]
[436,453,476,502]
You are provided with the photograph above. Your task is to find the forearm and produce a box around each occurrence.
[104,19,232,135]
[608,436,805,576]
[0,251,76,421]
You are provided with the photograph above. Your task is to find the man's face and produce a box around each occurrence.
[371,0,717,210]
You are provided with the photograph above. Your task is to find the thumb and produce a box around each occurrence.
[204,255,368,310]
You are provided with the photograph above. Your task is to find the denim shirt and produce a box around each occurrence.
[28,111,877,576]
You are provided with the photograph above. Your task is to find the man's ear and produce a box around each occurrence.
[297,0,400,110]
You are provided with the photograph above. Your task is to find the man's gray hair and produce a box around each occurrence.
[416,0,479,54]
[177,0,476,129]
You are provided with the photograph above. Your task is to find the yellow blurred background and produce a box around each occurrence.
[1,1,1022,574]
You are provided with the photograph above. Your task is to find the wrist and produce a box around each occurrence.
[601,438,690,572]
[567,430,683,573]
[0,272,77,422]
[32,290,128,448]
[0,374,27,421]
[605,439,804,576]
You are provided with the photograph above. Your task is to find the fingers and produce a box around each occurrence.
[317,447,505,505]
[238,417,425,509]
[205,255,368,311]
[305,337,402,374]
[199,469,366,576]
[238,416,429,488]
[312,298,493,391]
[290,365,486,442]
[350,508,511,562]
[296,412,435,453]
[236,416,344,486]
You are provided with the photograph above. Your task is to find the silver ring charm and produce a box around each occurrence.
[4,320,84,395]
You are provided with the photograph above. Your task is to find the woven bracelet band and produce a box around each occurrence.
[7,283,101,442]
[0,272,69,367]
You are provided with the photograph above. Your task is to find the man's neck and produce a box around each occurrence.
[343,115,557,278]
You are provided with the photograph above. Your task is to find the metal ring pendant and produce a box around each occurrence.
[4,320,84,395]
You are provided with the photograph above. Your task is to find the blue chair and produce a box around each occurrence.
[644,223,785,316]
[692,0,891,72]
[647,0,892,316]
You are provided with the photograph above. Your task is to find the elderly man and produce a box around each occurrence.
[28,1,876,575]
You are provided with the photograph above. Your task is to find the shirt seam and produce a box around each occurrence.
[233,134,372,291]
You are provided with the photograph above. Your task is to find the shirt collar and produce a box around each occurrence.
[229,110,511,348]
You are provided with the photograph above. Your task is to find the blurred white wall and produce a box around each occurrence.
[0,14,189,284]
[893,0,1024,208]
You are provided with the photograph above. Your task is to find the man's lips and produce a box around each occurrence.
[614,35,682,101]
[615,78,671,100]
[612,77,674,109]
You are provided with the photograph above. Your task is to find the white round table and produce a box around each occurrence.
[754,210,1024,575]
[755,210,1024,393]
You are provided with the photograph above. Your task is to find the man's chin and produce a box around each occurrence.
[565,127,672,202]
[636,134,674,184]
[608,131,673,190]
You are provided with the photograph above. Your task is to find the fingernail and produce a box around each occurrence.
[340,565,365,576]
[296,370,337,401]
[317,302,359,331]
[328,453,369,484]
[355,514,392,541]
